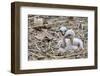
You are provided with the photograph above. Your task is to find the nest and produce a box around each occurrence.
[28,15,88,61]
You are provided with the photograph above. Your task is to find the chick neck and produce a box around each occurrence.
[70,37,74,45]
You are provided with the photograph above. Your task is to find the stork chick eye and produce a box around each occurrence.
[64,30,67,32]
[67,34,71,37]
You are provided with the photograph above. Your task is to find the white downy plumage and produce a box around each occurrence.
[65,38,83,51]
[57,29,83,53]
[57,26,67,52]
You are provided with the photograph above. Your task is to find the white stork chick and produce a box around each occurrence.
[64,29,83,51]
[56,26,67,53]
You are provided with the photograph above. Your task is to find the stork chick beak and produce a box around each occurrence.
[61,32,65,36]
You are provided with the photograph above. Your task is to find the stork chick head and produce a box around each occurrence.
[64,29,75,39]
[59,26,67,36]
